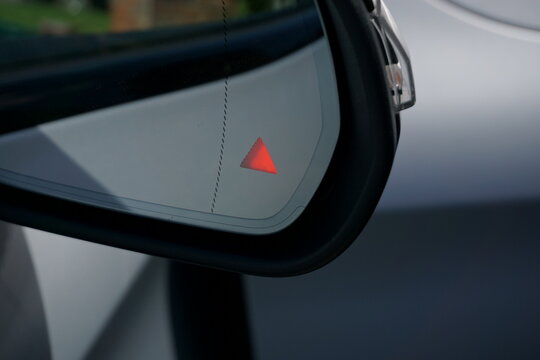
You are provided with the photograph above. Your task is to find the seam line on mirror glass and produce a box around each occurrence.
[211,0,230,213]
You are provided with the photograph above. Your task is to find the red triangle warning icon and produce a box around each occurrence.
[240,137,277,174]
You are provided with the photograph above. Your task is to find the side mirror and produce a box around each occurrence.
[0,0,414,275]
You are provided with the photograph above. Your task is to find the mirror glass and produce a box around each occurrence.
[0,0,341,235]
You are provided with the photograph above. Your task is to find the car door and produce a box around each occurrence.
[4,1,540,359]
[4,1,540,360]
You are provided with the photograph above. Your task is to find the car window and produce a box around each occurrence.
[0,0,312,74]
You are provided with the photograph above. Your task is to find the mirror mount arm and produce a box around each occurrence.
[168,262,253,360]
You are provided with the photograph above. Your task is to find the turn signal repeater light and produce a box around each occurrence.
[240,137,277,174]
[369,0,416,111]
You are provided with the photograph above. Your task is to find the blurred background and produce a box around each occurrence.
[0,0,303,36]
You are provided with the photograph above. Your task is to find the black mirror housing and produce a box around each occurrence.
[0,0,406,276]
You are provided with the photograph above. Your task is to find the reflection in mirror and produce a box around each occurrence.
[0,0,309,36]
[0,0,313,75]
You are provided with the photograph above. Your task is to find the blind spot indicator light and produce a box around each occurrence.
[240,137,277,174]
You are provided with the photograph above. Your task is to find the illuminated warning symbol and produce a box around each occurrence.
[240,137,277,174]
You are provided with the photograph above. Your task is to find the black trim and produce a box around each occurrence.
[0,5,322,135]
[0,0,396,276]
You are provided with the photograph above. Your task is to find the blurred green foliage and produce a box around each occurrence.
[0,0,299,36]
[244,0,274,13]
[235,0,278,17]
[0,1,108,34]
